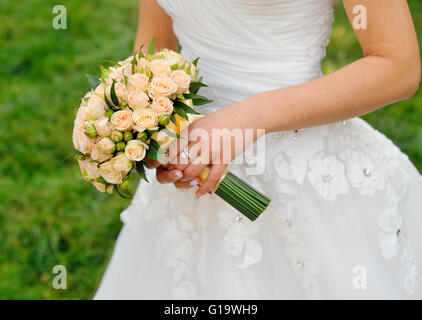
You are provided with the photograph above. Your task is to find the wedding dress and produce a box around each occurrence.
[94,0,422,299]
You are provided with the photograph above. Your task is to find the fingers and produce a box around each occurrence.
[144,157,162,169]
[166,126,190,164]
[195,164,227,198]
[156,166,183,184]
[174,177,201,189]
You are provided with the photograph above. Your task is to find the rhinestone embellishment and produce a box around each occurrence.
[322,174,333,183]
[363,168,371,177]
[296,259,304,268]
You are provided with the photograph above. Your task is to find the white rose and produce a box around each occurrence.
[127,90,150,109]
[110,109,133,131]
[148,76,177,98]
[128,73,150,92]
[132,108,158,132]
[94,116,112,137]
[150,59,171,77]
[152,96,173,115]
[97,137,115,154]
[170,70,191,94]
[125,140,148,161]
[78,159,100,181]
[73,125,96,154]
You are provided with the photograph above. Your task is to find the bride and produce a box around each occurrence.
[95,0,422,299]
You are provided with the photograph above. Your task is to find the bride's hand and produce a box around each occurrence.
[162,104,260,198]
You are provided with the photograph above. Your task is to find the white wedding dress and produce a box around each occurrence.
[95,0,422,299]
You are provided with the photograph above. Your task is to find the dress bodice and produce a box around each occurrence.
[157,0,335,105]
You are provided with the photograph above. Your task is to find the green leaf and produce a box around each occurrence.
[100,65,110,81]
[192,97,213,106]
[137,44,145,60]
[174,100,200,115]
[177,42,182,53]
[85,74,100,90]
[162,128,183,139]
[170,114,177,125]
[148,36,156,56]
[110,80,119,106]
[131,56,137,74]
[135,161,149,182]
[146,139,166,164]
[115,185,133,199]
[104,91,115,109]
[189,81,208,94]
[171,63,179,70]
[99,59,119,66]
[173,105,189,120]
[192,57,199,67]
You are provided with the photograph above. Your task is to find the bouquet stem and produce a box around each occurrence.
[213,171,271,221]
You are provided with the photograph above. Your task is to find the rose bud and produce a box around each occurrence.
[158,114,171,126]
[85,125,97,138]
[120,178,131,189]
[123,131,133,142]
[116,141,126,152]
[105,109,114,118]
[111,130,123,143]
[136,131,148,142]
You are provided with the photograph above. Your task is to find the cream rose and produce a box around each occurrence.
[97,137,115,154]
[77,94,106,120]
[94,83,106,100]
[125,140,148,161]
[162,49,186,67]
[110,109,133,131]
[107,66,125,84]
[128,73,150,92]
[78,159,100,181]
[152,96,173,115]
[94,116,112,137]
[132,108,158,132]
[170,70,191,94]
[150,59,171,77]
[91,146,113,163]
[114,82,128,104]
[148,76,177,98]
[127,90,150,109]
[190,63,198,81]
[99,160,125,184]
[72,126,96,154]
[92,181,114,194]
[111,153,133,172]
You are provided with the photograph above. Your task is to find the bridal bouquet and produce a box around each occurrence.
[72,38,270,221]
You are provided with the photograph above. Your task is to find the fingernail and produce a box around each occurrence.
[173,171,183,179]
[190,179,200,187]
[195,192,203,199]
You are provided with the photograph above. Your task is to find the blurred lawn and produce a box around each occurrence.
[0,0,420,299]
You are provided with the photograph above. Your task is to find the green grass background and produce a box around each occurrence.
[0,0,420,299]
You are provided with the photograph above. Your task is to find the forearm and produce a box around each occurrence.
[241,54,420,132]
[133,0,178,54]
